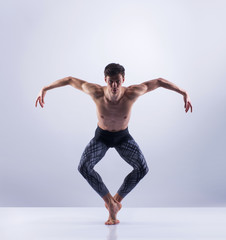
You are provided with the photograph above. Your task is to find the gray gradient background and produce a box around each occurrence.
[1,0,225,207]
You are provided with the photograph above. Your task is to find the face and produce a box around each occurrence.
[105,74,125,95]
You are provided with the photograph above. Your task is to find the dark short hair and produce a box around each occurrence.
[104,63,125,78]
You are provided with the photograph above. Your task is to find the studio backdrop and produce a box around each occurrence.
[0,0,225,207]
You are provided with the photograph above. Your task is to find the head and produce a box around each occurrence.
[104,63,125,95]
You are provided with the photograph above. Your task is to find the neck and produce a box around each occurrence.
[106,87,123,102]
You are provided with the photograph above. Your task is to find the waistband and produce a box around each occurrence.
[96,124,129,136]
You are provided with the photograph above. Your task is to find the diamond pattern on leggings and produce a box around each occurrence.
[78,136,149,199]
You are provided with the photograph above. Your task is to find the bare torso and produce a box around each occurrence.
[92,86,136,132]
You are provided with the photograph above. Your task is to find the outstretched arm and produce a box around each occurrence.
[35,76,71,108]
[127,78,192,113]
[159,78,192,113]
[35,76,103,108]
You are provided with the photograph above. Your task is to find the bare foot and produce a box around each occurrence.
[105,217,120,225]
[104,199,122,225]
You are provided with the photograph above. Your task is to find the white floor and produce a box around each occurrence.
[0,207,226,240]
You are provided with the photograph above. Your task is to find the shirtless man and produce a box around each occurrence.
[35,63,192,225]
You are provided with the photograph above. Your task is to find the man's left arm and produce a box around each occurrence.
[158,78,193,113]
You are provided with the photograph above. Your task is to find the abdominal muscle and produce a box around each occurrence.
[97,112,131,132]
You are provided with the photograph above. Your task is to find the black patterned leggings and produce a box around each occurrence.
[78,125,149,199]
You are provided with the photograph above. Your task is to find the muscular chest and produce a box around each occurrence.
[95,97,132,121]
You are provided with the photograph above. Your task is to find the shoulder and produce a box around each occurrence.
[79,82,104,99]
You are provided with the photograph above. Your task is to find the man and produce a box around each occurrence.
[35,63,192,225]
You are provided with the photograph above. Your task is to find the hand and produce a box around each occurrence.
[183,92,192,113]
[35,87,47,108]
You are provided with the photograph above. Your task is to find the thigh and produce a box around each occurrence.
[115,137,148,170]
[78,137,110,169]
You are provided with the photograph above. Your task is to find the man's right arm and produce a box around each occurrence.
[35,76,102,108]
[43,75,102,97]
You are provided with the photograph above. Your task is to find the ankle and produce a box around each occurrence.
[103,193,115,205]
[113,193,123,203]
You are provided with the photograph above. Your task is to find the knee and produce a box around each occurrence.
[143,165,149,175]
[78,162,90,176]
[138,164,149,178]
[77,164,82,173]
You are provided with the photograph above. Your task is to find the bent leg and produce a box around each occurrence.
[78,138,110,198]
[115,138,149,199]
